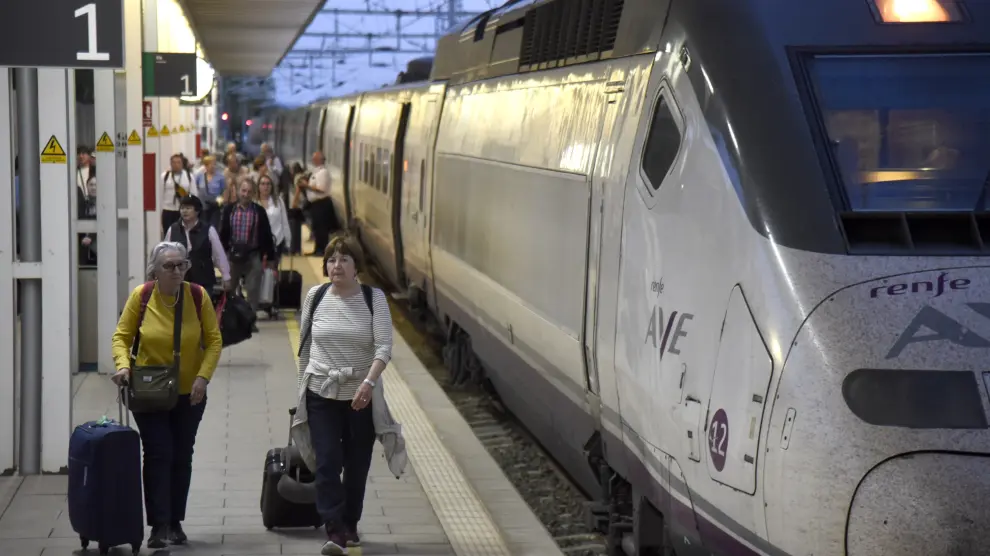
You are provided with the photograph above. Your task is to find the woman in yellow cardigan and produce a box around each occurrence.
[110,241,223,549]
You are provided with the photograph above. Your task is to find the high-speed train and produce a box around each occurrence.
[269,0,990,553]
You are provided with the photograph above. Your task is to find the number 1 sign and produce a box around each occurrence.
[0,0,124,68]
[142,52,197,98]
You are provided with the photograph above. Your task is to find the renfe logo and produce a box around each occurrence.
[870,272,970,299]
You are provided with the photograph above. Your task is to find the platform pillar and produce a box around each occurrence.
[125,0,146,293]
[38,68,73,473]
[0,70,16,474]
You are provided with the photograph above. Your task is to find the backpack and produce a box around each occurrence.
[298,283,373,357]
[136,281,206,345]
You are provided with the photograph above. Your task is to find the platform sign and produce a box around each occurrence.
[142,53,197,98]
[0,0,124,69]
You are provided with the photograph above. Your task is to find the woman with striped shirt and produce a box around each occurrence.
[297,234,392,555]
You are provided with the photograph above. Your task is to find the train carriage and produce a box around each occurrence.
[273,0,990,553]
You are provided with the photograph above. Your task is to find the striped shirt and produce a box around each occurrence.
[297,284,393,401]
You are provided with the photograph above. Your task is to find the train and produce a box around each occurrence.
[265,0,990,553]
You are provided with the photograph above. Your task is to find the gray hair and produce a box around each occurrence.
[146,241,188,280]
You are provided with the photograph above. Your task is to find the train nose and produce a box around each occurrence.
[846,452,990,555]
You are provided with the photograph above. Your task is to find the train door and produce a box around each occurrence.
[390,102,412,288]
[584,90,622,404]
[342,105,356,226]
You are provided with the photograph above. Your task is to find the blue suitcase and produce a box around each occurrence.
[68,390,144,555]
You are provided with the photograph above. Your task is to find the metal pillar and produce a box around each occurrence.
[125,0,145,294]
[38,68,73,472]
[15,68,41,475]
[143,0,161,253]
[94,69,118,374]
[0,70,15,474]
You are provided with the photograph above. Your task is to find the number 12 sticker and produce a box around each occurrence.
[709,409,729,472]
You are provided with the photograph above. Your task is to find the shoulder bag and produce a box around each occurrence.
[126,282,184,413]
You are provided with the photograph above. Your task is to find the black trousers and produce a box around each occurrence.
[308,198,335,254]
[132,395,208,527]
[305,391,376,530]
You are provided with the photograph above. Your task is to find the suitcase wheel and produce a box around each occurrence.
[98,543,110,555]
[80,536,89,549]
[131,542,141,554]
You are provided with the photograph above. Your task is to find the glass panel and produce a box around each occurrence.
[807,53,990,212]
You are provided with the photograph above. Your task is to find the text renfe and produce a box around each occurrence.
[870,272,970,299]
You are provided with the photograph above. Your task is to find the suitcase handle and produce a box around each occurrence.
[117,383,131,427]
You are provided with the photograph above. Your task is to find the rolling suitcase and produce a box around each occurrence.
[276,257,303,311]
[68,388,144,555]
[260,408,323,530]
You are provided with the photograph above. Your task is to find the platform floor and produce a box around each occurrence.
[0,255,562,556]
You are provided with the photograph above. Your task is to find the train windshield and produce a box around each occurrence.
[806,53,990,212]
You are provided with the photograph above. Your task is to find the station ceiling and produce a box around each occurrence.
[177,0,324,76]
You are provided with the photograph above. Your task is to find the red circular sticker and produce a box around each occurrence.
[709,409,729,472]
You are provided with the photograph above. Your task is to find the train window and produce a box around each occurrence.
[377,147,384,192]
[641,94,683,190]
[419,159,426,212]
[383,150,391,195]
[806,53,990,212]
[371,148,378,190]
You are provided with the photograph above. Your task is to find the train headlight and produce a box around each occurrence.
[871,0,964,23]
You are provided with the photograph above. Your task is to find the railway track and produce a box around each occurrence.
[367,272,607,555]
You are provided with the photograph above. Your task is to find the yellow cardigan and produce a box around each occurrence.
[112,282,223,395]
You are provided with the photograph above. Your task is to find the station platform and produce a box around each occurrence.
[0,256,563,556]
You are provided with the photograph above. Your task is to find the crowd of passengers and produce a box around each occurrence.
[98,141,397,556]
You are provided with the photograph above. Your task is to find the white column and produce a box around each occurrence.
[126,0,145,292]
[143,0,161,253]
[38,68,72,472]
[67,71,79,378]
[94,70,118,375]
[0,70,15,473]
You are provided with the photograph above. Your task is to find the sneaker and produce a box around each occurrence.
[344,526,361,547]
[321,523,348,555]
[169,521,187,544]
[147,525,168,549]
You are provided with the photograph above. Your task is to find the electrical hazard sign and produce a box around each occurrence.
[40,135,66,164]
[95,132,115,153]
[128,130,142,145]
[161,126,171,137]
[147,126,159,138]
[179,125,186,133]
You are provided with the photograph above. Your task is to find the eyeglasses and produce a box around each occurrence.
[162,260,190,272]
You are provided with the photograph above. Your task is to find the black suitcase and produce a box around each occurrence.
[260,408,323,530]
[68,389,144,555]
[277,269,303,310]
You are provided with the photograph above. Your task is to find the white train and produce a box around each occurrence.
[269,0,990,553]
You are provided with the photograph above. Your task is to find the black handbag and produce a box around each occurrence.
[126,286,184,413]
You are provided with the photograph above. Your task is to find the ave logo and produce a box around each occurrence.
[887,302,990,359]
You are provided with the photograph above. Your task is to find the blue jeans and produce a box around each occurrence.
[305,391,376,529]
[132,394,207,527]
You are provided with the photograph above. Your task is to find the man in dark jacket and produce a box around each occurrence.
[218,176,276,314]
[165,195,231,299]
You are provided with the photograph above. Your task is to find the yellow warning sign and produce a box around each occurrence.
[40,135,67,164]
[147,126,159,138]
[95,132,115,153]
[128,130,142,146]
[161,126,171,137]
[179,125,186,133]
